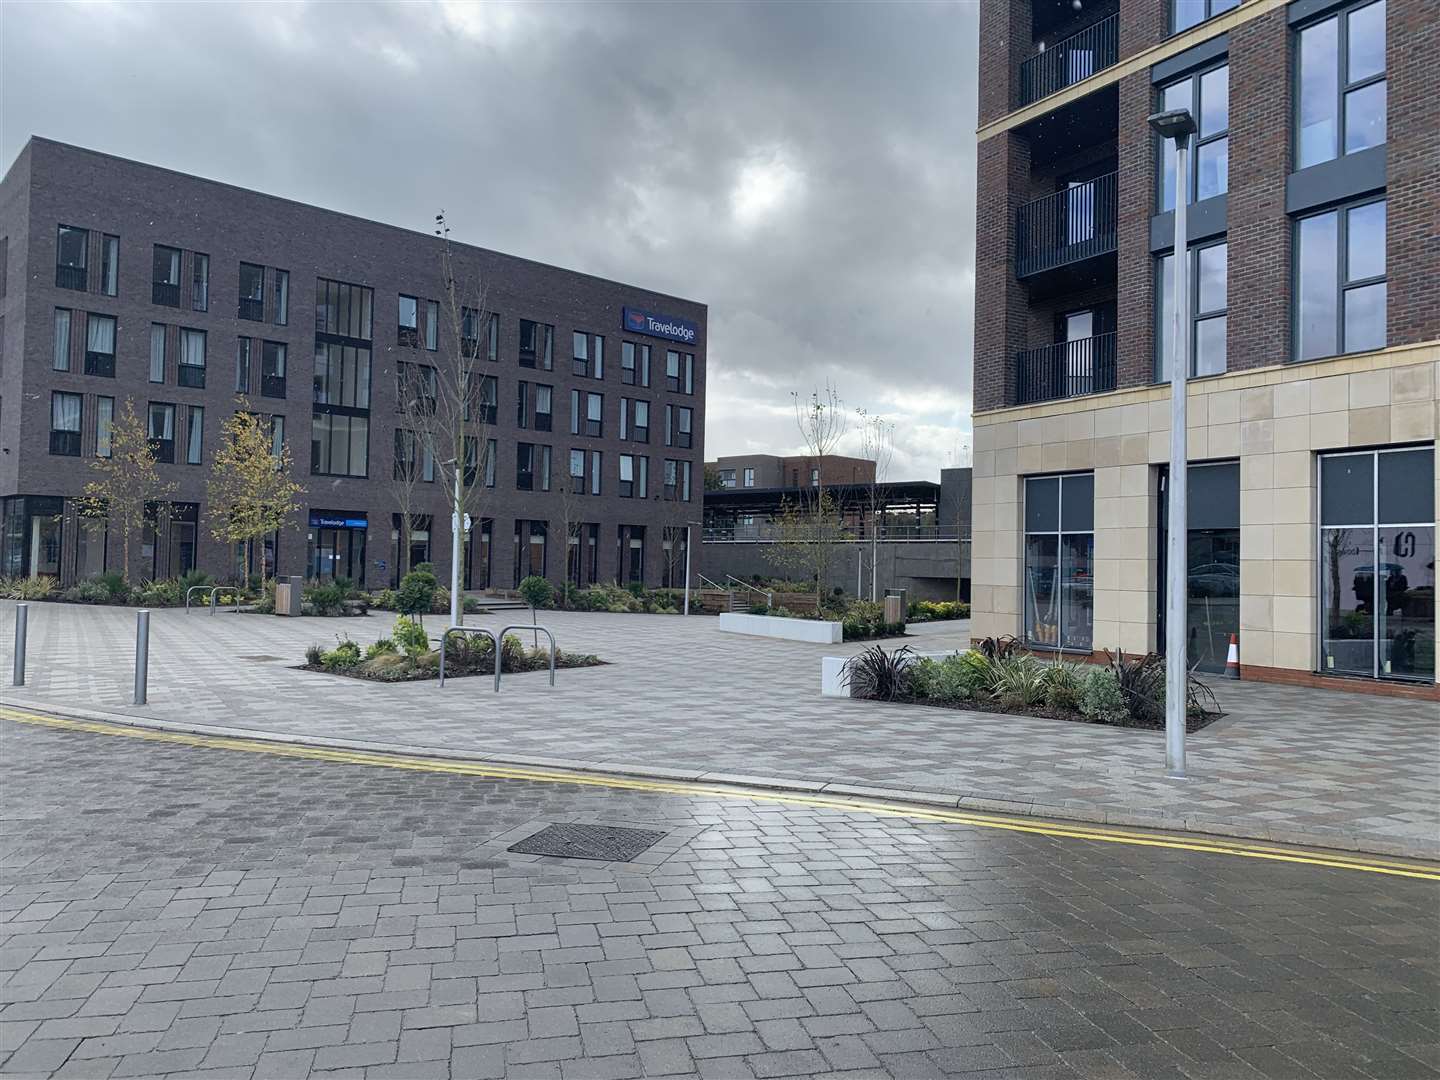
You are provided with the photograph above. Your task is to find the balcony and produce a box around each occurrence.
[1019,14,1118,107]
[178,364,206,389]
[152,281,181,307]
[55,265,87,291]
[238,296,265,321]
[1016,172,1116,278]
[1014,333,1117,406]
[261,373,287,399]
[84,351,116,378]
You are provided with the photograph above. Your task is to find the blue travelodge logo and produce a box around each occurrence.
[622,306,698,345]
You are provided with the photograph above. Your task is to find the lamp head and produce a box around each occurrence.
[1148,107,1197,141]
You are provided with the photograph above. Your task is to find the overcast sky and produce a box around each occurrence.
[2,0,978,479]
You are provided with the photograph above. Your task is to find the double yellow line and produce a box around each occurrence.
[3,705,1437,882]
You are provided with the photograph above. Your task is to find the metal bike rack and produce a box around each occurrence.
[184,585,237,614]
[498,624,557,693]
[438,625,499,689]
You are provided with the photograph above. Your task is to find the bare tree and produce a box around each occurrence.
[555,450,586,605]
[388,361,438,585]
[407,211,496,623]
[765,383,851,595]
[856,409,896,602]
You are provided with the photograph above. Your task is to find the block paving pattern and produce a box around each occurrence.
[1,601,1437,856]
[1,720,1438,1078]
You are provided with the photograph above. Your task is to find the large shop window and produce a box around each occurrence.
[1023,473,1095,650]
[1158,462,1240,674]
[1319,448,1434,682]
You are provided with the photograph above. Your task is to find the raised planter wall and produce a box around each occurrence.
[821,649,966,697]
[719,612,842,644]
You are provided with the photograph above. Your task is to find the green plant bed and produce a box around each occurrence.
[300,617,603,682]
[844,641,1223,733]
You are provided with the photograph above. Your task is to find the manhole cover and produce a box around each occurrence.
[238,655,283,662]
[508,823,667,862]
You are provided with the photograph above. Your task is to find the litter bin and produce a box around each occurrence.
[883,587,908,627]
[274,575,304,617]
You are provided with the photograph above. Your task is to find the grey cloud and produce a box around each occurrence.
[2,0,977,477]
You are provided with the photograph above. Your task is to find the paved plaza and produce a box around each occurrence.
[2,718,1438,1080]
[0,600,1437,858]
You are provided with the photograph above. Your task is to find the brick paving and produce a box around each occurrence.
[2,719,1438,1079]
[1,600,1437,858]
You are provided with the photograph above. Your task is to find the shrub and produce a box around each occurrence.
[370,588,399,611]
[63,579,114,604]
[921,651,990,701]
[320,637,361,670]
[442,631,492,667]
[625,581,647,598]
[1103,649,1220,723]
[305,643,324,667]
[463,595,483,614]
[303,581,349,617]
[1042,660,1085,712]
[357,652,413,681]
[908,599,970,622]
[392,616,430,657]
[1,575,58,600]
[134,579,182,607]
[975,635,1021,661]
[177,568,213,592]
[1079,667,1129,724]
[499,633,525,672]
[397,564,438,618]
[843,645,915,701]
[518,575,556,612]
[252,580,277,614]
[989,654,1047,710]
[364,638,398,660]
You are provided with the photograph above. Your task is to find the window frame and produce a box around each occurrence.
[1156,60,1229,211]
[56,224,89,290]
[398,294,420,347]
[274,269,290,326]
[1022,472,1096,652]
[95,395,114,459]
[147,401,177,464]
[238,262,266,321]
[1170,0,1239,36]
[1293,0,1387,171]
[49,391,83,456]
[101,234,120,297]
[191,252,209,311]
[1154,237,1229,381]
[1292,194,1386,363]
[53,308,72,372]
[177,327,207,388]
[84,312,118,378]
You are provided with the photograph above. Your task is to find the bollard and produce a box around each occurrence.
[11,602,27,687]
[210,588,218,616]
[134,609,150,705]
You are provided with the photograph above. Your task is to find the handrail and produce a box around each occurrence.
[696,574,727,591]
[1015,332,1118,405]
[185,585,237,615]
[1016,171,1117,278]
[498,624,557,692]
[438,625,499,688]
[725,576,773,606]
[1018,12,1119,107]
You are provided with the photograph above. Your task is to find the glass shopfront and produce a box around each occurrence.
[1158,462,1240,674]
[0,496,65,578]
[1319,448,1434,682]
[1023,474,1094,650]
[307,510,368,586]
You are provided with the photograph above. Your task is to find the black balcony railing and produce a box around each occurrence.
[1019,14,1118,107]
[1016,172,1117,277]
[261,373,287,399]
[238,296,265,321]
[152,281,180,307]
[150,438,175,465]
[1015,333,1117,405]
[55,265,87,291]
[49,430,81,456]
[84,351,116,378]
[178,363,206,389]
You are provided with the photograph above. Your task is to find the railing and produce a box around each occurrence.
[55,265,87,290]
[261,373,287,398]
[497,624,557,692]
[238,296,265,321]
[703,525,970,544]
[178,364,206,389]
[49,430,81,456]
[185,585,241,614]
[1018,13,1118,106]
[438,626,498,688]
[1015,332,1117,405]
[727,576,773,611]
[84,351,115,378]
[1016,171,1117,278]
[152,281,180,306]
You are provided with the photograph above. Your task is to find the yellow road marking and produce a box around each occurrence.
[3,705,1438,882]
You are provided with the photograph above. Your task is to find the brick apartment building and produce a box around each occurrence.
[707,453,877,490]
[0,138,706,592]
[970,0,1437,690]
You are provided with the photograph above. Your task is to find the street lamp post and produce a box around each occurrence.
[443,458,463,628]
[1149,106,1197,779]
[682,520,702,615]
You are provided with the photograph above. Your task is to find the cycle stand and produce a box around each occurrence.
[436,624,558,691]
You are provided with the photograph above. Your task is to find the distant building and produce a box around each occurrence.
[707,453,875,491]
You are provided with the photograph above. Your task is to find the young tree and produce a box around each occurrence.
[206,401,305,590]
[554,451,586,605]
[856,410,896,602]
[389,362,439,584]
[79,398,176,585]
[764,383,851,595]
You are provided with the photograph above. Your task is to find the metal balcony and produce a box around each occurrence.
[1016,172,1116,278]
[55,265,87,291]
[238,296,265,321]
[1015,333,1117,406]
[1019,13,1118,107]
[152,281,180,307]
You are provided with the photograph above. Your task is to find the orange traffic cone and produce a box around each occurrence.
[1225,633,1240,679]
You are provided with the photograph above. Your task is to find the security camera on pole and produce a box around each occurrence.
[1148,105,1197,779]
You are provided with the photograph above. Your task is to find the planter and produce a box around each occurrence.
[719,612,842,643]
[821,650,963,697]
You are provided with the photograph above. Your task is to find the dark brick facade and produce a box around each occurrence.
[974,0,1434,417]
[0,138,707,590]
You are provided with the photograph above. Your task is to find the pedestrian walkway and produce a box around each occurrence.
[1,600,1436,858]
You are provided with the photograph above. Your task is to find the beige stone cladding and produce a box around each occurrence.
[971,341,1440,679]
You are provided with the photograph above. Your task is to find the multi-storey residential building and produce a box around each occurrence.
[0,139,706,591]
[706,453,877,491]
[971,0,1436,692]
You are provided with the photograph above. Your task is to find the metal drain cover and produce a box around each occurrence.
[508,823,666,862]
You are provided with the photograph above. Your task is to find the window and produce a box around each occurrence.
[719,468,736,488]
[591,451,603,495]
[53,309,71,371]
[394,430,436,483]
[56,225,88,290]
[517,381,530,429]
[398,294,419,346]
[585,392,603,437]
[1319,448,1434,682]
[486,313,500,362]
[310,412,368,477]
[569,449,586,492]
[177,328,206,388]
[512,521,548,587]
[535,384,553,431]
[95,396,114,458]
[466,374,497,424]
[261,341,287,398]
[424,299,438,350]
[519,319,553,369]
[1157,240,1228,379]
[239,263,265,320]
[516,442,537,490]
[236,338,252,393]
[1297,0,1385,169]
[573,331,589,377]
[1023,473,1095,650]
[50,392,82,456]
[315,278,374,340]
[1172,0,1238,34]
[152,245,181,306]
[1295,198,1385,361]
[463,436,496,487]
[150,324,166,383]
[461,307,481,355]
[274,270,289,326]
[397,362,437,415]
[313,341,371,407]
[620,454,635,498]
[674,406,693,449]
[620,397,629,440]
[666,350,694,394]
[681,460,692,502]
[185,405,204,465]
[618,525,645,584]
[1158,64,1228,209]
[743,467,755,488]
[191,253,208,311]
[633,400,649,443]
[147,402,176,464]
[82,314,117,378]
[622,342,651,386]
[101,234,120,297]
[810,468,820,487]
[270,415,285,459]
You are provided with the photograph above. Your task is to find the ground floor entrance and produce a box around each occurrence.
[307,510,368,588]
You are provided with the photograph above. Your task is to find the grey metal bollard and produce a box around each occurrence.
[11,602,27,687]
[134,609,150,705]
[210,588,218,616]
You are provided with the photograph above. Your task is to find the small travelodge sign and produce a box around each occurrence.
[622,306,697,345]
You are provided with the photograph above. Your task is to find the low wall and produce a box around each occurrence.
[701,539,969,602]
[719,612,843,643]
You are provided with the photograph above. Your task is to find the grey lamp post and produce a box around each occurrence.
[1149,106,1196,778]
[443,457,463,627]
[682,520,702,615]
